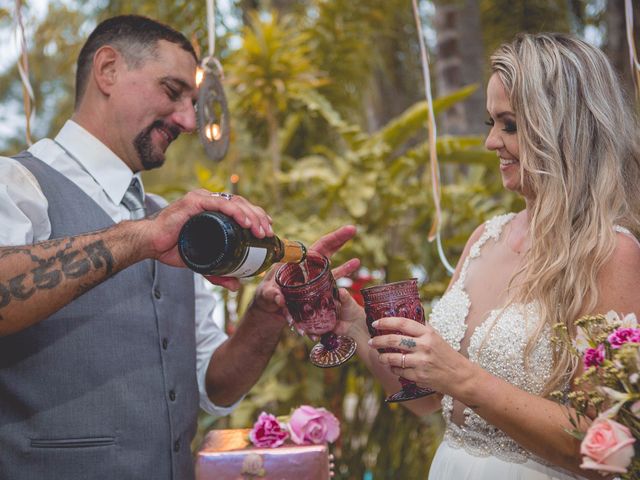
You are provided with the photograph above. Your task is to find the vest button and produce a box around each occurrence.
[153,288,161,299]
[169,390,176,401]
[174,440,181,452]
[162,338,168,350]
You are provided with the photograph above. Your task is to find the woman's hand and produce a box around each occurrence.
[368,316,477,396]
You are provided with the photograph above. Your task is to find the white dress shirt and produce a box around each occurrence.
[0,120,238,416]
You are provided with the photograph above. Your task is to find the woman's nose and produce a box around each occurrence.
[485,128,503,151]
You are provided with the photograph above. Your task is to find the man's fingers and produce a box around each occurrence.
[204,274,241,291]
[309,225,357,257]
[331,258,360,279]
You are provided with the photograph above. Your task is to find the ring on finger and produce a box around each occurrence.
[401,353,406,369]
[211,192,233,200]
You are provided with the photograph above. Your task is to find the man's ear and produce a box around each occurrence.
[92,45,121,96]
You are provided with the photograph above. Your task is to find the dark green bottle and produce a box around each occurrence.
[178,212,307,277]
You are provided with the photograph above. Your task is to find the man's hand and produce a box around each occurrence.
[204,225,359,405]
[333,288,367,338]
[139,190,273,284]
[250,225,360,320]
[309,225,360,280]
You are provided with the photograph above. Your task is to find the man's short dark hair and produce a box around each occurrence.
[75,15,198,108]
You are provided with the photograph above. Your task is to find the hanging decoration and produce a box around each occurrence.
[196,0,230,162]
[625,0,640,101]
[411,0,455,275]
[15,0,35,146]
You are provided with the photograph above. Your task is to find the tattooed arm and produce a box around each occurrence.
[0,224,144,335]
[0,189,274,336]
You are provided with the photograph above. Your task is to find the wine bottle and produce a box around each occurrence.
[178,211,307,277]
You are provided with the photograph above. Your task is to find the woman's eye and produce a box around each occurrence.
[484,119,495,127]
[502,121,517,133]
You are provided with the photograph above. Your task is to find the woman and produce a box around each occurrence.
[339,33,640,479]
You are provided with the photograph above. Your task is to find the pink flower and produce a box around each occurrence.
[583,344,605,368]
[288,405,340,445]
[580,416,635,474]
[608,328,640,349]
[249,412,289,448]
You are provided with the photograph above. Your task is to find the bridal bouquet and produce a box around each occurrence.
[248,405,340,448]
[553,312,640,478]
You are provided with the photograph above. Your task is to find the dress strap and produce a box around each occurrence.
[615,225,640,250]
[457,213,516,284]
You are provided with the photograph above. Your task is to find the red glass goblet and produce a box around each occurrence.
[361,278,435,402]
[275,252,357,368]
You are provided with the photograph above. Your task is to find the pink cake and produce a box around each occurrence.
[196,429,332,480]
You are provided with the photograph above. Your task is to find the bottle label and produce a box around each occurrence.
[228,247,268,277]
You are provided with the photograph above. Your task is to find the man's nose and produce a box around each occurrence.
[171,100,197,134]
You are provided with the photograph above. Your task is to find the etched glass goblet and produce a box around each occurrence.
[361,278,435,402]
[275,252,357,368]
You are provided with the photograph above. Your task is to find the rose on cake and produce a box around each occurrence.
[248,412,289,448]
[248,405,340,448]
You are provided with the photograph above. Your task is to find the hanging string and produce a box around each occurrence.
[206,0,216,59]
[625,0,640,101]
[411,0,455,275]
[201,0,222,74]
[15,0,35,146]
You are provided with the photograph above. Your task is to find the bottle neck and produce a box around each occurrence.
[280,239,307,263]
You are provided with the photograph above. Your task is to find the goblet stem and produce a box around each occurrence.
[309,333,357,368]
[385,380,435,403]
[320,332,339,351]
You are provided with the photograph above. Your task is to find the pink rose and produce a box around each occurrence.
[249,412,289,448]
[288,405,340,445]
[580,417,635,474]
[608,328,640,349]
[583,344,605,368]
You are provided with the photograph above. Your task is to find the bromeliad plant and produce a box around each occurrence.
[552,312,640,478]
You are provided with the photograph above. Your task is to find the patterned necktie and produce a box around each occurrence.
[121,177,146,220]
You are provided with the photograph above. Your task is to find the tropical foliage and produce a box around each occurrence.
[188,8,520,479]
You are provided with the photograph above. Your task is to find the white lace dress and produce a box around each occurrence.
[427,214,584,480]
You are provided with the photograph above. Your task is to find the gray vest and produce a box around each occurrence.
[0,152,199,480]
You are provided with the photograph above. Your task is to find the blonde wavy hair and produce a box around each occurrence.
[490,33,640,394]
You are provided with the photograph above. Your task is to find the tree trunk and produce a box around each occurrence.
[364,5,423,133]
[265,103,282,206]
[604,0,640,101]
[434,0,486,135]
[238,0,260,26]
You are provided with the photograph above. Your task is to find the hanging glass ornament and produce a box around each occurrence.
[197,56,230,162]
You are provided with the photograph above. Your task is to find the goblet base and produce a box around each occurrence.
[385,386,435,403]
[309,336,357,368]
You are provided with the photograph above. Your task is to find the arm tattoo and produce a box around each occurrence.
[400,338,416,349]
[0,238,116,316]
[84,241,115,275]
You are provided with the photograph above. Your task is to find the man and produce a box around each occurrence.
[0,15,358,479]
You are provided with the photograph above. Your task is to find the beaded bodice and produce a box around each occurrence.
[429,213,554,463]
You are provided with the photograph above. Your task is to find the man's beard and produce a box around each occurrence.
[133,120,180,171]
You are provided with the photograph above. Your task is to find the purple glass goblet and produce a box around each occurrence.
[275,252,357,368]
[361,278,435,402]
